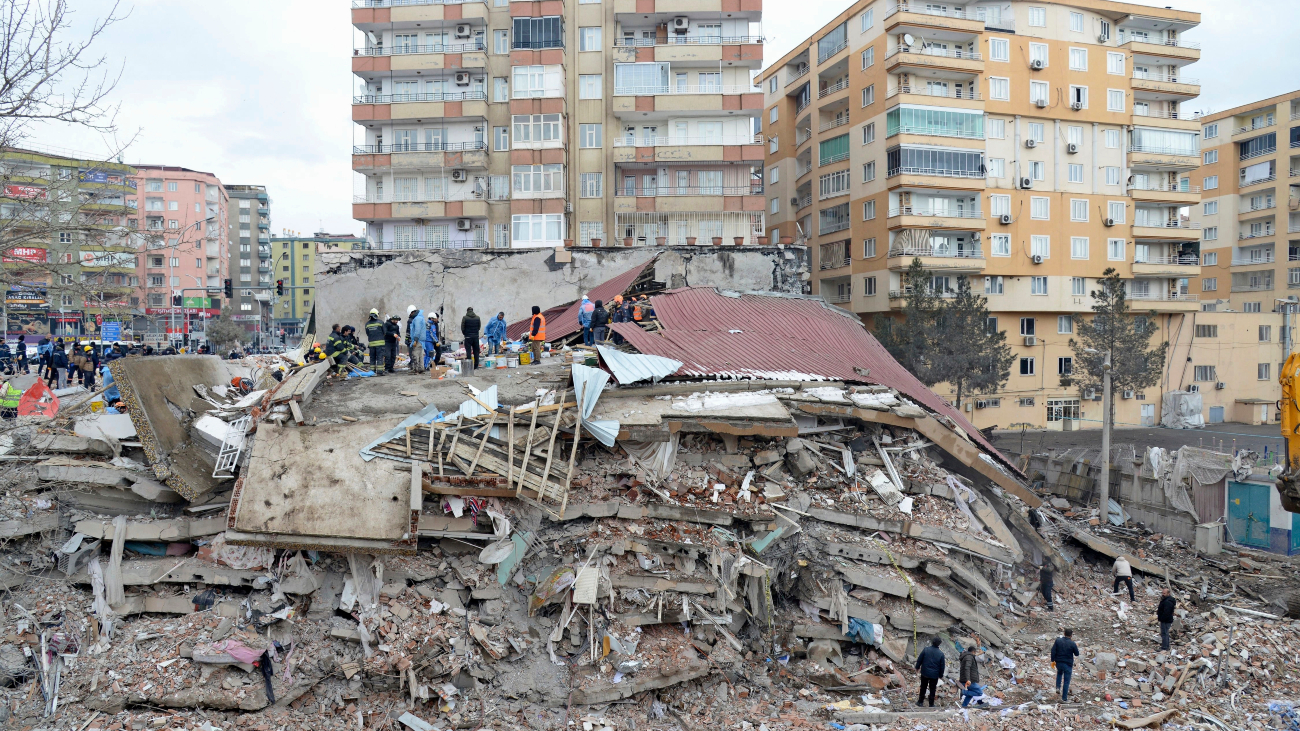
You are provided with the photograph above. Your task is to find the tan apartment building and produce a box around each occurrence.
[761,0,1212,430]
[351,0,765,250]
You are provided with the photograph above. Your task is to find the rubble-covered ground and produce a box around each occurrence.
[1,350,1298,731]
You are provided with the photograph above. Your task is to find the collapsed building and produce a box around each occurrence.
[1,280,1299,731]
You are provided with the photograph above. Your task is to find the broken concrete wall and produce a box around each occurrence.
[315,245,810,337]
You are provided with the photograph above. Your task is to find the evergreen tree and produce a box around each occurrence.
[873,258,940,385]
[204,306,253,351]
[926,276,1016,411]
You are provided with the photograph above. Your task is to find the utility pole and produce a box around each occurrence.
[1099,349,1113,523]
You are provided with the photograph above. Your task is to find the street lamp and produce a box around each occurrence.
[1085,347,1113,522]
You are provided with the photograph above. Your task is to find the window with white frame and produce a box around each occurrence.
[1028,6,1046,26]
[1031,235,1050,257]
[990,234,1010,257]
[1029,42,1048,66]
[1067,125,1083,146]
[1070,85,1088,108]
[1020,357,1036,376]
[1107,238,1125,260]
[987,118,1005,138]
[494,126,509,151]
[770,198,779,214]
[1031,276,1048,295]
[512,164,564,194]
[862,122,875,144]
[983,276,1003,294]
[1204,175,1218,190]
[1028,122,1045,142]
[579,26,602,51]
[578,221,603,247]
[1059,314,1074,333]
[768,76,777,94]
[865,276,877,296]
[861,84,874,106]
[1203,123,1218,139]
[579,74,603,98]
[1203,201,1218,215]
[1193,365,1217,382]
[580,173,602,198]
[1068,164,1083,183]
[513,114,562,144]
[1069,48,1087,70]
[1071,237,1089,259]
[988,158,1005,178]
[493,77,509,101]
[512,213,565,246]
[989,77,1009,101]
[861,47,874,69]
[1021,317,1035,336]
[1030,160,1045,179]
[512,65,562,98]
[862,161,876,181]
[860,8,873,30]
[862,200,876,220]
[768,166,779,184]
[1203,251,1218,265]
[1070,199,1088,221]
[1069,11,1084,31]
[1105,128,1120,148]
[1259,363,1272,380]
[769,136,778,153]
[579,123,601,148]
[1058,357,1074,375]
[1107,52,1125,75]
[770,106,778,124]
[990,195,1010,217]
[1203,277,1217,291]
[1105,166,1121,185]
[1071,277,1086,295]
[864,238,876,257]
[1203,150,1218,164]
[1030,81,1048,104]
[1204,226,1217,240]
[1107,201,1126,223]
[493,27,508,53]
[989,38,1009,62]
[1107,89,1124,111]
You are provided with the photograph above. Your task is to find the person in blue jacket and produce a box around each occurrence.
[578,295,594,346]
[406,305,427,374]
[484,312,507,356]
[423,312,442,369]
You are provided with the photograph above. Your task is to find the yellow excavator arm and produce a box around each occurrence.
[1278,352,1300,512]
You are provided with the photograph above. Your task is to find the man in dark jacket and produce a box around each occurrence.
[1040,564,1055,611]
[383,314,401,373]
[364,309,386,376]
[1156,589,1177,650]
[591,300,610,344]
[958,645,983,707]
[461,307,482,370]
[914,637,945,707]
[1050,629,1080,702]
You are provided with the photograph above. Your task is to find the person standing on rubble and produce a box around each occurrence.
[424,312,441,369]
[1112,555,1135,602]
[15,334,27,374]
[914,636,946,707]
[578,294,594,346]
[526,305,546,363]
[47,339,68,389]
[485,312,507,356]
[1050,628,1079,702]
[1040,563,1055,611]
[609,295,625,344]
[383,314,401,374]
[364,309,386,376]
[36,335,51,379]
[1156,588,1177,650]
[958,643,983,707]
[406,305,427,374]
[591,300,609,344]
[461,307,482,370]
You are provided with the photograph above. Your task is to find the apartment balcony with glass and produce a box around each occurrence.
[1132,242,1200,277]
[351,0,493,28]
[352,26,488,76]
[611,117,762,163]
[1128,127,1200,169]
[352,73,489,124]
[884,36,983,77]
[1231,109,1276,138]
[369,219,493,251]
[886,105,984,143]
[613,19,764,68]
[1128,172,1200,205]
[1240,159,1277,189]
[1118,21,1201,63]
[613,163,763,214]
[1231,269,1274,293]
[612,211,765,245]
[1132,205,1200,240]
[1127,277,1199,310]
[885,230,984,272]
[354,122,489,172]
[887,190,984,230]
[612,62,761,111]
[817,202,850,236]
[353,172,497,221]
[885,145,985,190]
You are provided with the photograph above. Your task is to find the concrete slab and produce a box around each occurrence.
[228,419,418,554]
[74,413,137,441]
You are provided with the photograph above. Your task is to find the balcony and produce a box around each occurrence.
[1130,72,1200,97]
[884,1,987,34]
[612,134,763,163]
[817,78,850,100]
[785,65,810,87]
[615,184,761,197]
[1132,254,1200,277]
[354,142,490,172]
[352,194,490,221]
[886,243,985,272]
[1127,144,1200,170]
[818,117,850,133]
[1231,253,1275,266]
[612,84,763,114]
[885,85,983,110]
[614,83,760,97]
[1233,120,1276,137]
[1120,37,1201,62]
[887,207,985,230]
[1129,180,1201,205]
[1132,219,1201,240]
[355,41,484,57]
[1240,172,1278,188]
[885,45,983,75]
[1131,107,1201,131]
[885,165,986,191]
[353,0,479,6]
[1239,201,1277,216]
[353,91,486,104]
[1240,226,1276,240]
[1128,290,1200,310]
[1240,145,1277,162]
[817,40,847,65]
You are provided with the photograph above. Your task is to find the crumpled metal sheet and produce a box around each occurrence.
[596,344,682,385]
[572,363,619,447]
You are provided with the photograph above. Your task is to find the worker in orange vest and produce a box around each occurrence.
[528,305,547,363]
[631,298,644,322]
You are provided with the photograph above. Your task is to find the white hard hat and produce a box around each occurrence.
[407,305,417,315]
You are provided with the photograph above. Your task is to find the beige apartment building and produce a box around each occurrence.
[760,0,1229,430]
[351,0,765,250]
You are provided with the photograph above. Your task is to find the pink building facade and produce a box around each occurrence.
[128,166,230,342]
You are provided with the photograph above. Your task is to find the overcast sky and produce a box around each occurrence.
[32,0,1300,238]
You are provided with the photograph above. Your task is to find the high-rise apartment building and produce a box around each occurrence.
[224,185,272,321]
[1193,90,1300,314]
[350,0,765,250]
[762,0,1202,429]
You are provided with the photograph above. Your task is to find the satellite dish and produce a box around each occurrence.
[903,33,915,46]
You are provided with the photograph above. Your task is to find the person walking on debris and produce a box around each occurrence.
[958,643,983,707]
[609,295,625,344]
[484,312,507,356]
[81,345,98,388]
[461,307,482,370]
[915,636,945,707]
[1040,563,1055,611]
[527,305,546,363]
[36,335,51,380]
[1156,587,1177,650]
[383,314,401,374]
[15,334,27,373]
[1113,555,1135,602]
[590,299,609,344]
[424,312,441,369]
[1050,628,1079,702]
[406,305,427,374]
[47,339,68,389]
[364,308,386,376]
[578,294,594,346]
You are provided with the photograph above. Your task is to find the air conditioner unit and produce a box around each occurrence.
[1188,384,1200,393]
[454,23,472,38]
[1031,253,1044,264]
[672,16,690,33]
[999,214,1012,225]
[1070,101,1083,111]
[1067,143,1079,154]
[1024,138,1037,149]
[1030,59,1045,70]
[1216,381,1227,390]
[1097,34,1108,43]
[451,169,468,182]
[1084,388,1096,400]
[1024,335,1037,346]
[1103,217,1115,227]
[975,400,989,409]
[791,196,800,206]
[456,218,472,231]
[454,72,471,86]
[1019,177,1033,189]
[964,402,973,412]
[1035,98,1049,109]
[1122,390,1135,399]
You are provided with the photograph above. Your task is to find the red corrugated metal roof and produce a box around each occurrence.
[505,257,656,342]
[610,287,1017,474]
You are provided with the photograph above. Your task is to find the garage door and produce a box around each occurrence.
[1227,481,1270,549]
[1208,406,1224,424]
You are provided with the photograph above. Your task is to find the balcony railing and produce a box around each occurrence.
[1235,121,1276,135]
[1129,291,1199,301]
[1128,144,1200,156]
[796,97,811,114]
[888,207,983,219]
[1132,108,1199,120]
[888,288,958,299]
[614,84,761,96]
[1242,202,1277,213]
[1134,219,1201,230]
[785,66,810,87]
[611,134,762,147]
[820,152,850,166]
[889,123,984,139]
[885,2,972,20]
[886,85,982,101]
[1240,228,1276,240]
[819,187,850,201]
[1231,283,1274,292]
[511,41,564,50]
[819,118,849,133]
[354,0,474,6]
[818,79,850,99]
[614,35,764,47]
[795,194,812,209]
[1130,181,1201,194]
[886,166,985,179]
[819,218,851,235]
[817,40,848,64]
[380,239,489,250]
[887,244,983,258]
[1241,146,1277,161]
[824,290,852,303]
[615,185,761,197]
[1231,254,1275,265]
[819,256,851,270]
[353,142,488,154]
[354,193,486,204]
[356,41,485,56]
[1241,173,1278,187]
[1131,72,1199,85]
[353,91,486,104]
[796,161,813,178]
[1133,254,1200,266]
[886,45,983,62]
[1122,37,1201,50]
[1290,224,1300,234]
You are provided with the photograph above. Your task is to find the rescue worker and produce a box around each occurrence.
[364,308,387,376]
[578,295,594,346]
[15,334,28,373]
[1112,555,1135,602]
[609,295,625,344]
[527,305,546,363]
[631,296,645,323]
[47,339,68,389]
[81,345,97,389]
[460,307,482,370]
[37,335,51,379]
[406,305,427,374]
[484,312,507,356]
[383,314,402,373]
[423,312,441,369]
[68,343,87,386]
[0,376,20,419]
[590,300,610,344]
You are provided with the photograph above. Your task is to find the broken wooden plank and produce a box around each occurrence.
[466,412,496,476]
[289,401,305,426]
[535,389,568,505]
[515,400,541,497]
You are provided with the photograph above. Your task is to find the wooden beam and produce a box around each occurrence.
[536,389,568,505]
[560,384,584,519]
[515,401,541,497]
[467,413,496,476]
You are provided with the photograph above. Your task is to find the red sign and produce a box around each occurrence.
[2,247,47,263]
[4,184,46,200]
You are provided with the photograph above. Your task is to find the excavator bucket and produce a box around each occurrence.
[1278,464,1300,514]
[1277,352,1300,513]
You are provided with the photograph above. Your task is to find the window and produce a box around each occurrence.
[1202,201,1218,216]
[768,76,777,94]
[1027,122,1044,143]
[168,220,178,229]
[769,136,778,154]
[1261,325,1273,342]
[985,276,1003,294]
[990,233,1010,257]
[861,85,874,106]
[1019,397,1035,407]
[1104,129,1120,148]
[1071,276,1086,295]
[860,47,874,69]
[862,200,876,220]
[1067,126,1083,146]
[1203,150,1218,164]
[512,213,565,246]
[989,77,1009,101]
[491,77,509,102]
[1029,81,1048,105]
[770,106,778,124]
[990,194,1010,217]
[986,317,999,335]
[1068,164,1084,183]
[168,200,178,210]
[1058,357,1074,375]
[1069,85,1088,108]
[1259,363,1272,380]
[513,114,562,144]
[1107,89,1125,112]
[1028,6,1046,26]
[493,126,509,151]
[1070,199,1088,221]
[768,197,779,214]
[1204,175,1218,190]
[1071,237,1089,259]
[580,173,602,198]
[1204,226,1217,240]
[145,179,162,192]
[579,26,602,51]
[1031,235,1050,258]
[512,65,562,98]
[494,30,509,54]
[1108,238,1125,260]
[1031,276,1048,295]
[1204,123,1219,139]
[1244,302,1262,313]
[1069,48,1087,70]
[1203,277,1218,291]
[856,275,874,297]
[579,123,601,148]
[512,17,564,50]
[988,38,1009,62]
[1020,357,1036,376]
[1194,365,1217,382]
[1030,161,1045,180]
[166,181,177,192]
[1201,251,1218,265]
[1108,201,1126,223]
[579,75,602,98]
[821,169,851,199]
[863,238,877,258]
[1107,52,1125,75]
[1069,11,1084,32]
[987,118,1005,139]
[1105,167,1121,185]
[512,164,564,194]
[860,8,873,30]
[862,122,875,144]
[988,158,1005,178]
[1031,197,1049,219]
[862,161,876,182]
[1194,324,1218,338]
